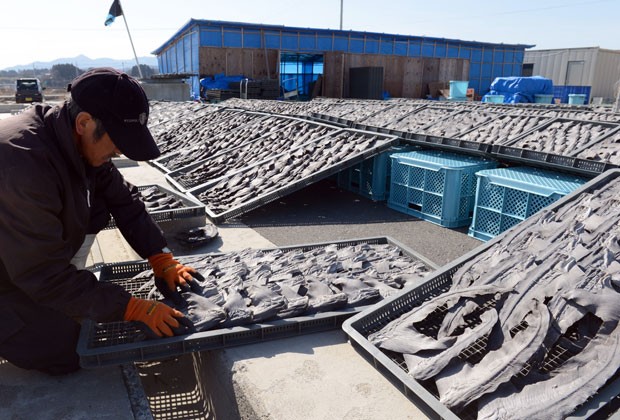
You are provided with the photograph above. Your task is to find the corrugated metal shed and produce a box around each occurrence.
[594,49,620,99]
[524,47,620,102]
[152,19,534,99]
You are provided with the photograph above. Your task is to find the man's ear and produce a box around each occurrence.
[75,112,92,135]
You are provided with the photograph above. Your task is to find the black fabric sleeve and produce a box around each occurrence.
[0,155,130,322]
[91,162,167,259]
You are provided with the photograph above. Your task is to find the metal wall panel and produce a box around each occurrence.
[395,41,408,56]
[366,39,379,54]
[191,32,199,74]
[524,47,620,101]
[592,49,620,100]
[243,30,262,48]
[334,36,348,52]
[201,28,222,47]
[524,47,598,86]
[223,30,242,47]
[349,38,364,54]
[299,34,316,50]
[176,40,185,73]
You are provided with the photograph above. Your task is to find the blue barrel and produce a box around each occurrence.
[534,94,553,104]
[484,94,505,103]
[568,94,586,105]
[449,81,469,98]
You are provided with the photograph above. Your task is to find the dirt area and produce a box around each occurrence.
[0,87,67,104]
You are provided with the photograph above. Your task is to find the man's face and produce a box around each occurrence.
[77,115,121,167]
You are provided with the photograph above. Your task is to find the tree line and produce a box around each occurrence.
[0,63,156,89]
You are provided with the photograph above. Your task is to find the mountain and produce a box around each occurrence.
[3,54,158,72]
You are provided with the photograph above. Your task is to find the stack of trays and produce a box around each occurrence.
[104,184,205,231]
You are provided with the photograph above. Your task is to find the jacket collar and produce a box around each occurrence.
[43,102,87,180]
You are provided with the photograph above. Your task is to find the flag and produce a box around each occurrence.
[105,0,123,26]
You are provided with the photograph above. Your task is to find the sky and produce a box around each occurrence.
[0,0,619,70]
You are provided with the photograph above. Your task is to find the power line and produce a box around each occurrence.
[407,0,614,23]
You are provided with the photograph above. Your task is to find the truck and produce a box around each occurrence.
[15,78,44,103]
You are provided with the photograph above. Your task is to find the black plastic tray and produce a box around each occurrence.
[403,133,493,156]
[104,184,206,230]
[164,117,340,192]
[309,113,352,127]
[350,122,406,138]
[385,106,459,134]
[456,113,552,145]
[77,236,438,368]
[188,129,400,224]
[342,169,620,420]
[149,110,272,174]
[491,144,618,177]
[501,117,620,151]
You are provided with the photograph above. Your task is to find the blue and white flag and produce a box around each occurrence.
[105,0,123,26]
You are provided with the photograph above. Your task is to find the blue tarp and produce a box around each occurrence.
[200,73,249,91]
[482,76,553,104]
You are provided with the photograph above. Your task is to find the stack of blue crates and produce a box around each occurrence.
[469,167,587,241]
[337,145,416,201]
[387,150,498,227]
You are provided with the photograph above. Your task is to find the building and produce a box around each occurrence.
[152,19,533,100]
[523,47,620,104]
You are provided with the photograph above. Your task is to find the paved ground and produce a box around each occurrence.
[239,176,483,266]
[1,158,483,420]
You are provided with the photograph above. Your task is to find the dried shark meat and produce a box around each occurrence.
[129,242,432,336]
[368,173,620,417]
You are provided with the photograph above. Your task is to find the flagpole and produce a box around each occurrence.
[118,0,143,79]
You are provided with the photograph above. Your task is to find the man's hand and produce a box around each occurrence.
[123,297,192,337]
[148,252,203,292]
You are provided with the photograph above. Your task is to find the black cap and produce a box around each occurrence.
[68,67,160,161]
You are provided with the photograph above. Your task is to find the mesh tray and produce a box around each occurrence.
[456,113,552,146]
[355,104,427,128]
[188,129,400,224]
[491,144,618,177]
[165,117,340,192]
[403,134,493,156]
[500,118,620,155]
[77,236,438,368]
[104,184,206,230]
[342,169,620,420]
[385,106,459,134]
[309,113,350,128]
[149,110,272,174]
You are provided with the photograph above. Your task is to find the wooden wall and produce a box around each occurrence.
[199,46,469,99]
[324,52,469,98]
[199,47,279,80]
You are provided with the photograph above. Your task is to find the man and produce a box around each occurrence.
[0,68,196,375]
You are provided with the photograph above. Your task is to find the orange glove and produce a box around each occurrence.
[148,252,197,293]
[123,297,184,337]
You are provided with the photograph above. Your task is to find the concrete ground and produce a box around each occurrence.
[1,158,483,420]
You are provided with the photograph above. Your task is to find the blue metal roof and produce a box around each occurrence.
[152,18,535,55]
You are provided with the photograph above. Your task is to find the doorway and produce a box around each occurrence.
[279,53,324,100]
[565,61,585,85]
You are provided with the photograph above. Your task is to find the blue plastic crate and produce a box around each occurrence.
[337,145,417,201]
[387,150,498,227]
[469,167,587,241]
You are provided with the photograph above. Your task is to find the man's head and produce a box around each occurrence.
[68,67,160,165]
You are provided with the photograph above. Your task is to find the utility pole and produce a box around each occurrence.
[340,0,343,30]
[614,80,620,113]
[118,0,143,78]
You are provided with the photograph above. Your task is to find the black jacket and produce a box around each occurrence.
[0,103,166,324]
